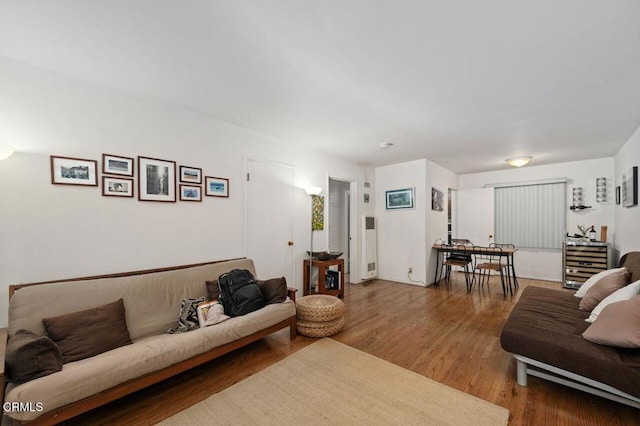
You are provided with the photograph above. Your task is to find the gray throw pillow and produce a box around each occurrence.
[5,329,63,383]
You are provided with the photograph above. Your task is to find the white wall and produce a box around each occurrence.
[425,160,458,285]
[614,125,640,257]
[0,57,370,326]
[375,159,427,285]
[459,158,616,281]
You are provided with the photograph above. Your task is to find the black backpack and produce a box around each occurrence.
[218,269,266,317]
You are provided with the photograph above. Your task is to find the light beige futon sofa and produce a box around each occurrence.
[1,257,297,424]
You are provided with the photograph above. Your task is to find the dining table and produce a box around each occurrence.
[432,244,519,288]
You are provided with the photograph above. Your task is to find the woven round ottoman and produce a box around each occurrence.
[296,294,345,337]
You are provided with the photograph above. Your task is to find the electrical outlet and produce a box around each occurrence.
[408,267,413,274]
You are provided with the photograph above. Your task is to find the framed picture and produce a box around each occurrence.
[386,188,414,210]
[179,165,202,184]
[138,156,176,202]
[205,176,229,197]
[622,166,638,208]
[102,154,134,177]
[50,155,98,186]
[179,184,202,202]
[312,195,324,230]
[102,176,134,197]
[431,187,444,211]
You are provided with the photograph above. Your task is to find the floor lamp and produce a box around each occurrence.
[305,186,322,294]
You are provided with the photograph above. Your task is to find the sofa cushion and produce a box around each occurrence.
[5,330,63,384]
[166,297,206,334]
[583,295,640,348]
[257,277,288,304]
[43,299,132,363]
[8,258,257,341]
[579,271,629,311]
[575,267,629,298]
[586,279,640,323]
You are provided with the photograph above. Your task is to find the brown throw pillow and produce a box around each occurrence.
[5,329,63,383]
[579,271,630,311]
[206,280,219,301]
[257,277,288,304]
[583,296,640,347]
[43,299,132,363]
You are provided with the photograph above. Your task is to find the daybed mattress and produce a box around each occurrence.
[500,286,640,398]
[4,301,296,422]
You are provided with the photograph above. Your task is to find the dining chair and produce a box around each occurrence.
[441,244,473,291]
[473,245,511,295]
[490,242,518,289]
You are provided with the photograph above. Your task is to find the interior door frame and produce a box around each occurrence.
[327,173,358,283]
[244,156,296,283]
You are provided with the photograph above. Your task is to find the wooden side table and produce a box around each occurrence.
[303,258,344,298]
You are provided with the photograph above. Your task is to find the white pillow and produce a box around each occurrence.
[586,279,640,323]
[575,267,629,298]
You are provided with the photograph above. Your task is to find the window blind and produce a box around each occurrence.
[494,182,565,249]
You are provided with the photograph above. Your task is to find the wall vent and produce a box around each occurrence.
[361,216,377,279]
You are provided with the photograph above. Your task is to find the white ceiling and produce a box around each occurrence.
[1,0,640,174]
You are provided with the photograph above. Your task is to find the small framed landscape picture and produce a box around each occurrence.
[385,187,414,210]
[179,165,202,184]
[102,154,134,177]
[179,184,202,202]
[102,176,134,198]
[138,156,177,202]
[205,176,229,198]
[50,155,98,186]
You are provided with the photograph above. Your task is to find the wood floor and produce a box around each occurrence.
[66,274,638,426]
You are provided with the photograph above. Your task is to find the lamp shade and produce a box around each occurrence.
[0,144,15,161]
[305,186,322,196]
[506,156,532,167]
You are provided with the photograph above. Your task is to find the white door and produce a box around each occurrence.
[456,188,494,246]
[246,159,294,283]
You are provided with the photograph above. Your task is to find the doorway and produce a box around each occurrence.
[328,178,352,279]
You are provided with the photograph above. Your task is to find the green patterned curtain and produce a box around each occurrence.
[311,195,324,230]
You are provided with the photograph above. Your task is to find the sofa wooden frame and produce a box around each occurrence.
[0,258,297,425]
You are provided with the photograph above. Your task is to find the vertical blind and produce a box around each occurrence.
[494,182,566,249]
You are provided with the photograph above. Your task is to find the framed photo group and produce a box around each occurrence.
[102,154,134,197]
[50,153,229,203]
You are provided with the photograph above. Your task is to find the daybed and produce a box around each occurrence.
[501,251,640,408]
[0,257,297,424]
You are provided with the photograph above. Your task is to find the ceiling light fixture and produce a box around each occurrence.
[380,142,394,150]
[506,156,532,168]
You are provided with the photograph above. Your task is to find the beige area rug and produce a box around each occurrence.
[159,338,509,425]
